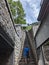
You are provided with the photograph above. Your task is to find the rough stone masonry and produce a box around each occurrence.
[0,0,26,65]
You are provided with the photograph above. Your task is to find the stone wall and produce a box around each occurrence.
[32,25,39,37]
[0,0,26,65]
[27,29,38,65]
[35,12,49,48]
[0,0,15,41]
[38,48,44,65]
[42,42,49,65]
[35,3,49,65]
[14,26,26,65]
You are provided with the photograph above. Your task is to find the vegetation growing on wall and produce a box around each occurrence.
[22,25,32,30]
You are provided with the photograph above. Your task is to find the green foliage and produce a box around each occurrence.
[8,0,26,24]
[16,0,25,17]
[22,25,32,30]
[23,27,26,29]
[8,0,16,16]
[26,26,32,30]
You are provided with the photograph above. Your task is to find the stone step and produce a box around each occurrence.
[19,59,35,62]
[19,62,35,65]
[19,33,36,65]
[19,59,36,65]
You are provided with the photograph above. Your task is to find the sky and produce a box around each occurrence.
[13,0,41,24]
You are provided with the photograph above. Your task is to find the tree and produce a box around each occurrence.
[8,0,16,16]
[8,0,26,24]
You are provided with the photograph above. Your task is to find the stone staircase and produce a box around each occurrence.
[19,57,36,65]
[19,33,36,65]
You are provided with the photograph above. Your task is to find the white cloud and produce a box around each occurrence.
[13,0,18,1]
[20,0,41,24]
[13,0,41,24]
